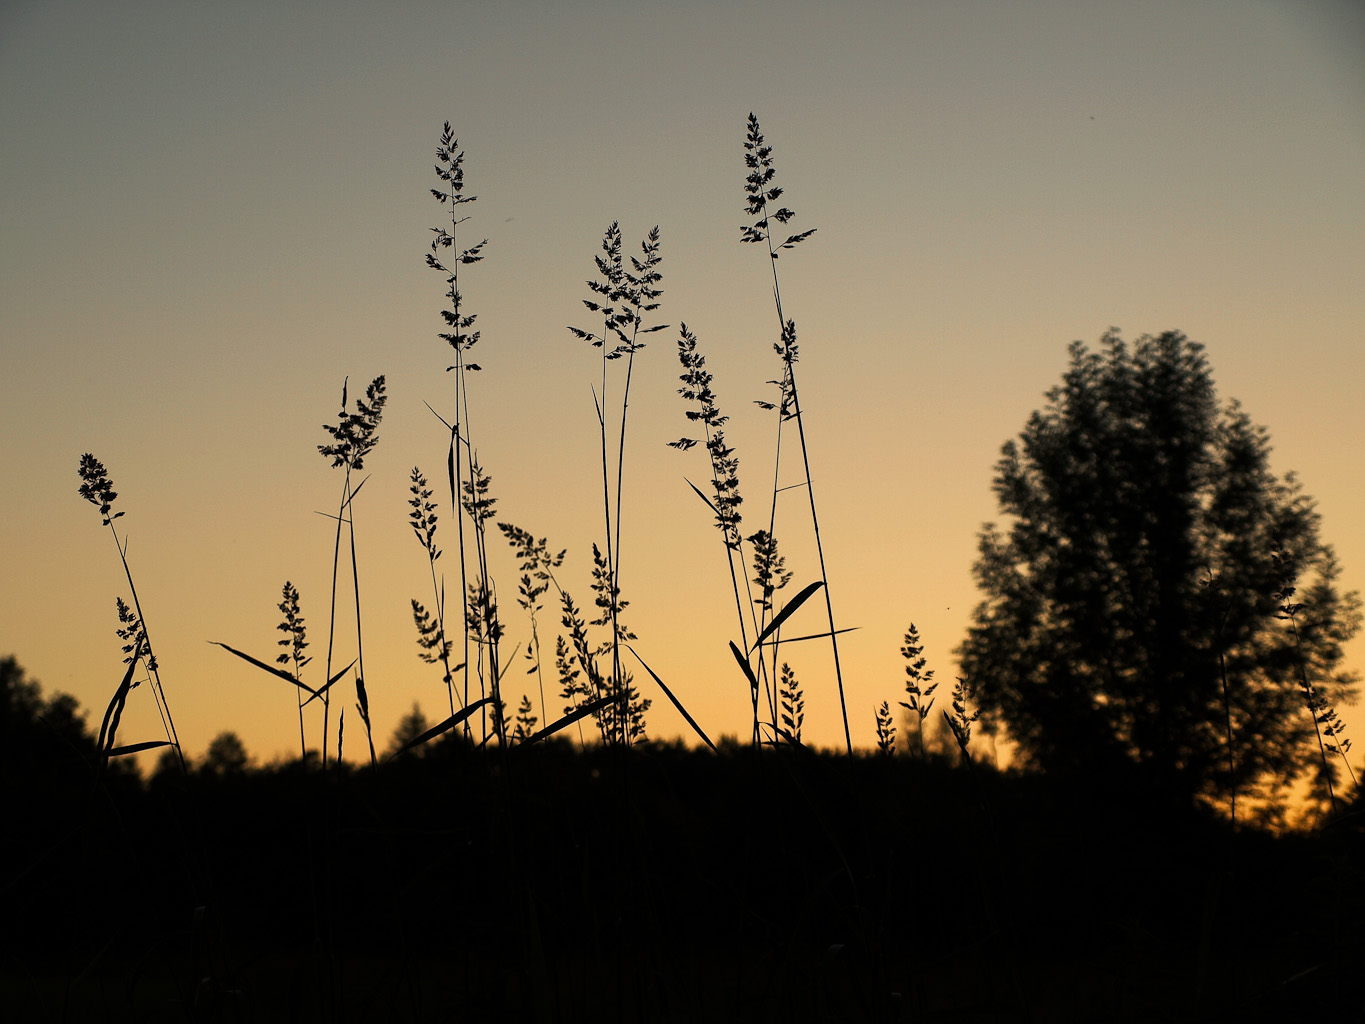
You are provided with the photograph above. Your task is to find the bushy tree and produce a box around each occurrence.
[1,655,98,772]
[958,330,1360,811]
[202,731,251,776]
[387,701,431,757]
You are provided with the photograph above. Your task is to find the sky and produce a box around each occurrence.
[3,0,1363,767]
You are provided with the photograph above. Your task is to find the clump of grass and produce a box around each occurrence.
[898,624,939,760]
[317,374,388,767]
[567,221,666,746]
[740,114,850,755]
[78,454,183,771]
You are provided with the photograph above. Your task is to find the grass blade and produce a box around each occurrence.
[391,697,493,757]
[106,740,172,757]
[625,644,716,752]
[758,626,860,646]
[684,477,721,517]
[518,695,614,748]
[729,640,760,698]
[97,658,139,756]
[300,658,358,708]
[210,641,319,695]
[749,580,825,655]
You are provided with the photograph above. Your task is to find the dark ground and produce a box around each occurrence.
[4,739,1362,1023]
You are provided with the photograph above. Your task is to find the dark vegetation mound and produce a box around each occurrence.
[4,723,1364,1023]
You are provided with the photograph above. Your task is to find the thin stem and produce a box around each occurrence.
[322,470,348,769]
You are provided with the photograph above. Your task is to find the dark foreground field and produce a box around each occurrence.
[4,741,1362,1023]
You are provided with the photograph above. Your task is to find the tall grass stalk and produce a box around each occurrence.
[318,374,387,767]
[78,454,184,772]
[741,113,851,754]
[428,123,495,742]
[898,624,938,760]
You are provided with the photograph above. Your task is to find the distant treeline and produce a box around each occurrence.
[3,656,1362,1022]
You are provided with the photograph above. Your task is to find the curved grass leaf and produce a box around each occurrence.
[749,580,825,655]
[97,657,140,756]
[625,644,716,753]
[300,659,358,708]
[684,478,721,517]
[211,641,319,695]
[758,626,859,647]
[729,640,759,697]
[106,740,172,757]
[517,695,614,748]
[391,697,493,758]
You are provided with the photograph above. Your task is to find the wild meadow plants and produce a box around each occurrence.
[740,113,851,754]
[81,114,967,776]
[78,453,183,771]
[317,373,388,767]
[426,123,503,745]
[72,114,1357,816]
[42,114,1365,1024]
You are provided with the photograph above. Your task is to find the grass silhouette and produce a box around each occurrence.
[39,114,1365,1021]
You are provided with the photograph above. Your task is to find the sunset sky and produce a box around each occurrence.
[3,0,1363,766]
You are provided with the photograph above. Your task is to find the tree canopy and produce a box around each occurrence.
[958,330,1360,814]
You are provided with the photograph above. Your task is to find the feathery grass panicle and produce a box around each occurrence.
[318,375,387,471]
[875,701,896,757]
[670,325,745,553]
[78,453,184,771]
[512,695,538,744]
[747,528,793,735]
[943,676,979,767]
[899,624,939,760]
[778,662,805,745]
[407,467,465,721]
[407,467,461,717]
[77,454,121,525]
[276,581,311,760]
[460,457,505,743]
[499,523,566,736]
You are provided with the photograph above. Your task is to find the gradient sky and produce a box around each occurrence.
[3,0,1363,766]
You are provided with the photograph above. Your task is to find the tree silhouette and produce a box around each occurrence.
[387,701,431,757]
[958,330,1361,811]
[202,731,251,776]
[2,655,98,770]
